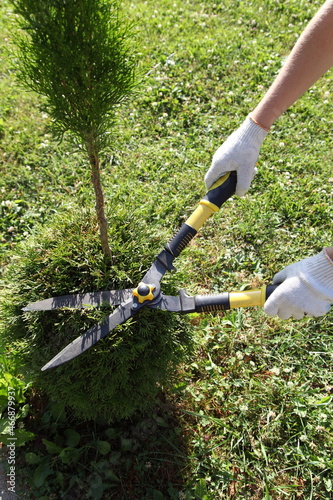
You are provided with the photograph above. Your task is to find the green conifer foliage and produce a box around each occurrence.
[11,0,138,258]
[0,209,194,422]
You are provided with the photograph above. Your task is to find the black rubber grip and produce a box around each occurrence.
[165,224,197,257]
[194,293,230,312]
[265,284,278,299]
[203,171,237,208]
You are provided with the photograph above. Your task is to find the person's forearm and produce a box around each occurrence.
[251,0,333,129]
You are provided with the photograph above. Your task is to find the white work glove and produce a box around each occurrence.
[205,116,268,196]
[264,249,333,320]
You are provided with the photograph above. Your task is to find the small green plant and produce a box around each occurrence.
[0,352,34,446]
[16,398,191,499]
[10,0,139,259]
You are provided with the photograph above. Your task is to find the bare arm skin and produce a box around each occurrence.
[252,0,333,129]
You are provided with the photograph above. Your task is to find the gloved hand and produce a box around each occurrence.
[205,116,268,196]
[264,249,333,320]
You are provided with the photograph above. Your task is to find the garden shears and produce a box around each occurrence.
[24,172,277,371]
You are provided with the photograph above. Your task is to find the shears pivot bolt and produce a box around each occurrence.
[133,283,156,304]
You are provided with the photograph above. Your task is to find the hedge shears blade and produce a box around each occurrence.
[23,289,134,312]
[41,298,135,371]
[24,172,277,371]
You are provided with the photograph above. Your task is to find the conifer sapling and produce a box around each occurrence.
[11,0,138,259]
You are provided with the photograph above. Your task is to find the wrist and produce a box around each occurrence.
[248,114,270,132]
[324,246,333,262]
[250,106,279,130]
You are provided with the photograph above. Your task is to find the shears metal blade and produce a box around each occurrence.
[23,289,134,312]
[40,298,135,370]
[24,172,277,371]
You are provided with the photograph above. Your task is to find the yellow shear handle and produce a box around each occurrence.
[229,286,267,308]
[165,172,236,258]
[186,172,236,231]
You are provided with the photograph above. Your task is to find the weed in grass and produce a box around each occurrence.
[15,394,193,499]
[0,351,35,447]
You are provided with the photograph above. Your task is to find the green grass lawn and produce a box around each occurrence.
[1,0,333,498]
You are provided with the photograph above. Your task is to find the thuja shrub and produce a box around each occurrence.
[0,208,194,422]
